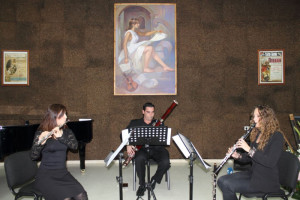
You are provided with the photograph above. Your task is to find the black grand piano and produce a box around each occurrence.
[0,120,93,172]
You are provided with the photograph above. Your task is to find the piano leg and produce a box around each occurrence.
[78,142,86,172]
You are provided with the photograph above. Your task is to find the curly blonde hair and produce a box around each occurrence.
[249,105,282,150]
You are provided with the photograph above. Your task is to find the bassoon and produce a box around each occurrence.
[212,123,256,200]
[122,100,178,167]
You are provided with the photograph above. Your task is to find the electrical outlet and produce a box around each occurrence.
[244,126,250,131]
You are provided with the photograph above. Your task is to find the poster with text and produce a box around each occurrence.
[258,49,285,85]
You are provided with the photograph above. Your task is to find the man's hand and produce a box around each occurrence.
[127,145,136,157]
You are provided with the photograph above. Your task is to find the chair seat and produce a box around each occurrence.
[18,181,43,197]
[242,189,285,198]
[240,188,288,200]
[4,151,44,200]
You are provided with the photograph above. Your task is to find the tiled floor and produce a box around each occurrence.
[0,159,295,200]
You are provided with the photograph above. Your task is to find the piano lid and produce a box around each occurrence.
[0,120,93,160]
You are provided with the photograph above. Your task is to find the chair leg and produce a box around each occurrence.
[133,159,171,191]
[238,194,242,200]
[166,169,170,190]
[133,159,136,191]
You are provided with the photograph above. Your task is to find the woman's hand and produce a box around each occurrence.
[38,131,50,145]
[227,146,241,159]
[236,138,251,152]
[52,127,63,139]
[124,58,128,64]
[127,145,136,157]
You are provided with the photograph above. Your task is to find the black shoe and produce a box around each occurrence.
[150,178,157,190]
[136,185,146,196]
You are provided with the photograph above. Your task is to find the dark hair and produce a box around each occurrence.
[143,102,155,111]
[127,18,139,30]
[6,59,12,70]
[38,104,67,131]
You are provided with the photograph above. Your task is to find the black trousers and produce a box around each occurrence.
[217,171,256,200]
[135,146,170,186]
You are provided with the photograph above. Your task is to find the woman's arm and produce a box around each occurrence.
[229,146,252,163]
[137,30,162,37]
[57,128,78,150]
[31,131,45,160]
[250,132,284,168]
[123,32,131,63]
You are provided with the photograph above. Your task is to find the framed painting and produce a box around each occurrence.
[258,49,285,85]
[114,3,177,95]
[1,50,29,86]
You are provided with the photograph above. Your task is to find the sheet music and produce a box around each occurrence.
[105,140,127,167]
[190,142,211,169]
[128,126,170,146]
[172,134,190,158]
[105,128,135,167]
[121,129,130,144]
[79,119,92,121]
[172,133,211,169]
[167,128,171,145]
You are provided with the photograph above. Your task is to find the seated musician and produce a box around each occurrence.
[217,105,285,200]
[126,102,171,197]
[31,104,88,200]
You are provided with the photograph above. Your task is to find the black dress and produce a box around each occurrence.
[31,128,86,200]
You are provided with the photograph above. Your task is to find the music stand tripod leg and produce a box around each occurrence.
[189,152,196,200]
[116,152,123,200]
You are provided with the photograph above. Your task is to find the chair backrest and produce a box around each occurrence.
[278,151,300,190]
[4,150,38,189]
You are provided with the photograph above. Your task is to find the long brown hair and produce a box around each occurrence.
[38,104,67,131]
[249,105,282,150]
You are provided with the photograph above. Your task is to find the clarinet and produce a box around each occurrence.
[122,100,178,167]
[37,121,68,145]
[212,123,256,200]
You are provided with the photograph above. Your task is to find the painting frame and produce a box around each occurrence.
[258,49,285,85]
[114,3,177,95]
[1,50,29,86]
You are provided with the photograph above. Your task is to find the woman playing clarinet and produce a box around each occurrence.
[217,105,284,200]
[31,104,88,200]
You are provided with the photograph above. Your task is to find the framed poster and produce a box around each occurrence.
[258,49,285,85]
[114,3,177,95]
[2,50,29,86]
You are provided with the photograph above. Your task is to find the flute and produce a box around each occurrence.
[37,121,68,145]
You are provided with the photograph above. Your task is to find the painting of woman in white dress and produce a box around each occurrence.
[114,4,177,95]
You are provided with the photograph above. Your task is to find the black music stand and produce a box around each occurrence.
[104,128,135,200]
[172,132,211,200]
[128,126,171,200]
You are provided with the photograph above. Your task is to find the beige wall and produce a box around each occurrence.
[0,0,300,160]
